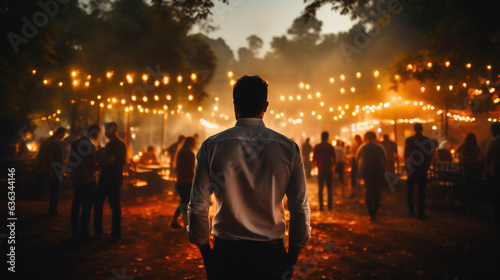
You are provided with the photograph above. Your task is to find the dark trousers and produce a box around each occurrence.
[364,177,382,218]
[407,171,427,216]
[487,175,500,223]
[48,175,61,215]
[208,237,290,280]
[71,181,96,237]
[94,174,122,237]
[318,170,333,210]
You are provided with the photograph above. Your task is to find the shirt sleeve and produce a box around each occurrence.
[286,144,311,249]
[187,145,214,246]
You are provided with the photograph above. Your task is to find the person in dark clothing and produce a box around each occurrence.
[486,123,500,224]
[301,138,313,178]
[381,134,398,174]
[357,131,387,221]
[166,135,185,172]
[313,131,336,211]
[171,137,196,229]
[94,122,127,239]
[348,134,362,199]
[69,125,101,239]
[36,127,67,216]
[404,123,435,219]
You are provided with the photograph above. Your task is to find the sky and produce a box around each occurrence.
[192,0,356,57]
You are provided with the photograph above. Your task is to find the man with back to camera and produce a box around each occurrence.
[404,123,435,219]
[188,75,311,280]
[313,131,336,211]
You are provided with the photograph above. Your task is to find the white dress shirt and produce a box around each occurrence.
[188,118,311,249]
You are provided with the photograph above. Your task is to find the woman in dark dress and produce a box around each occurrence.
[171,137,196,229]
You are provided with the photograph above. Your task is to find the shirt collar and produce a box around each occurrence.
[235,118,265,127]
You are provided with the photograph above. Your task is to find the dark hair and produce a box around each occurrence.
[233,75,268,117]
[181,136,196,151]
[147,146,154,152]
[321,131,329,142]
[383,134,389,140]
[354,134,362,143]
[492,123,500,137]
[462,133,480,153]
[414,123,423,133]
[55,127,67,135]
[364,131,376,142]
[105,122,117,133]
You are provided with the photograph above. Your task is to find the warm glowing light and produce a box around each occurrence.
[58,82,63,87]
[421,86,425,92]
[127,74,133,84]
[121,99,126,104]
[142,74,148,81]
[374,70,379,77]
[43,79,48,84]
[215,97,219,102]
[299,112,304,117]
[494,98,500,104]
[228,71,233,78]
[198,106,203,111]
[299,82,304,88]
[296,95,301,100]
[449,85,454,91]
[289,96,293,101]
[329,78,334,83]
[154,95,159,101]
[32,70,36,74]
[73,80,78,86]
[407,64,413,70]
[377,84,381,89]
[340,74,345,81]
[320,102,324,106]
[166,95,172,100]
[119,82,124,86]
[213,106,218,111]
[155,80,160,87]
[230,79,236,86]
[71,71,77,77]
[462,83,467,88]
[177,75,183,83]
[466,63,472,69]
[445,61,450,67]
[487,65,492,70]
[436,85,441,91]
[100,103,104,108]
[280,96,285,101]
[143,96,148,102]
[316,92,321,98]
[394,74,400,80]
[350,87,355,93]
[305,84,310,90]
[188,95,194,101]
[340,88,345,94]
[163,76,169,84]
[86,75,91,80]
[131,95,136,101]
[106,71,113,78]
[163,105,168,110]
[427,62,432,68]
[191,73,197,80]
[356,72,361,78]
[90,101,95,105]
[112,98,117,103]
[85,81,90,87]
[307,94,312,99]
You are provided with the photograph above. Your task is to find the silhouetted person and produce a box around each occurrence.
[313,131,336,211]
[36,127,67,216]
[171,137,196,229]
[94,122,127,239]
[348,134,362,199]
[381,134,397,174]
[188,75,310,280]
[167,135,185,170]
[140,146,159,165]
[334,140,345,198]
[486,123,500,224]
[301,138,313,178]
[436,140,453,162]
[357,131,387,221]
[457,133,483,163]
[70,124,100,240]
[404,123,435,219]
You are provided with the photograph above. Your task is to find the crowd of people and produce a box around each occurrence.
[302,122,500,223]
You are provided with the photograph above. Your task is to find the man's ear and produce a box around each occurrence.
[263,101,269,112]
[233,101,240,119]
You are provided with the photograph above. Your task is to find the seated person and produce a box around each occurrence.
[140,146,159,165]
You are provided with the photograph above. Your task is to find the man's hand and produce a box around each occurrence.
[286,246,301,270]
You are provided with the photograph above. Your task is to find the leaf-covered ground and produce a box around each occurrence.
[3,177,499,280]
